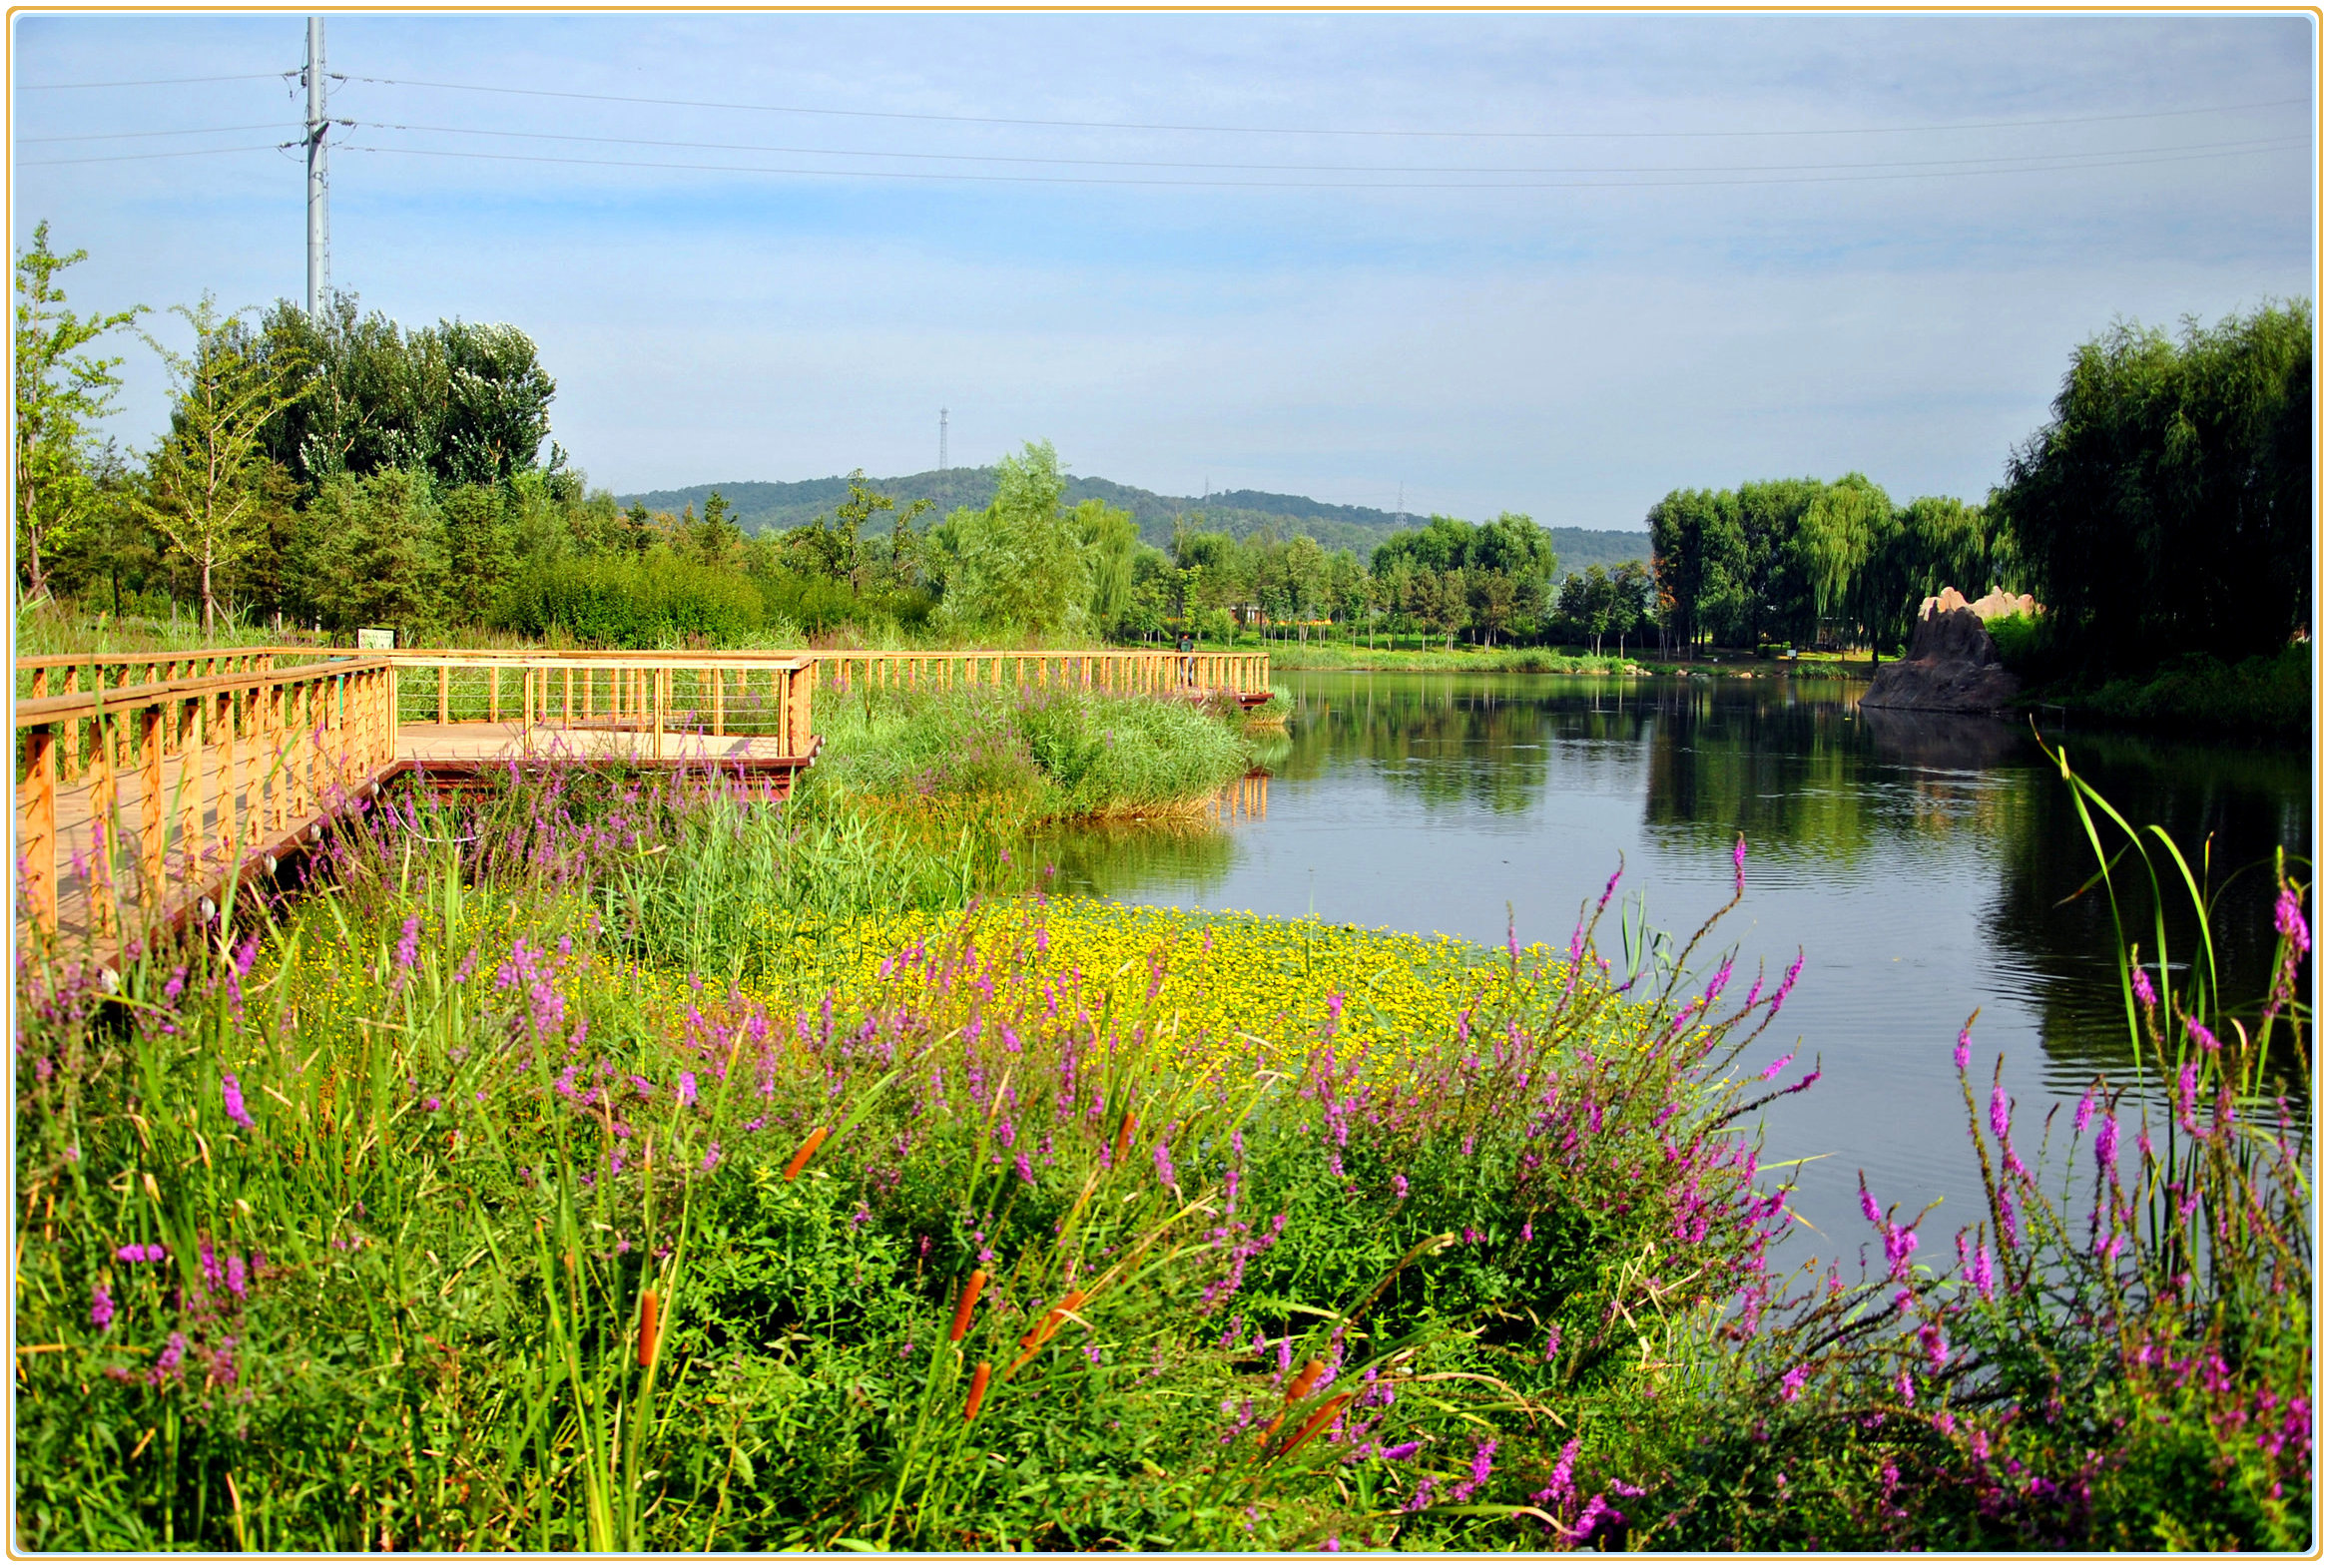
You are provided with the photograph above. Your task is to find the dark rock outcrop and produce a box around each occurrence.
[1860,587,2040,714]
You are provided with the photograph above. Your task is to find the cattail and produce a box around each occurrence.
[783,1126,829,1182]
[1259,1360,1330,1448]
[1274,1393,1353,1461]
[637,1289,660,1367]
[1018,1289,1087,1351]
[1112,1111,1136,1166]
[963,1361,991,1422]
[951,1271,987,1342]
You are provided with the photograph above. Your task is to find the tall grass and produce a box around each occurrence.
[806,683,1255,826]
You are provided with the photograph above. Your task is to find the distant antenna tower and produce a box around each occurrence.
[938,408,948,471]
[1396,482,1408,530]
[302,16,330,318]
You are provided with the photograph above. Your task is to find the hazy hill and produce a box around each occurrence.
[615,470,1654,574]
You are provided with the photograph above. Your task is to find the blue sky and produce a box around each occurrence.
[11,11,2316,528]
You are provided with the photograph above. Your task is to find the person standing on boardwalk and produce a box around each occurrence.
[1177,627,1197,687]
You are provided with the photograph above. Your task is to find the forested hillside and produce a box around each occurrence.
[619,472,1655,570]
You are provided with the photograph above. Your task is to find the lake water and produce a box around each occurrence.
[1041,670,2313,1274]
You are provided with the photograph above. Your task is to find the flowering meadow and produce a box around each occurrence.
[11,691,2313,1551]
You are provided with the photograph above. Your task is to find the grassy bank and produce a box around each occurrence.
[1256,640,1656,676]
[2022,645,2311,738]
[805,683,1258,830]
[13,745,2311,1550]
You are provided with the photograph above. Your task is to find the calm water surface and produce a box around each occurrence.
[1040,671,2313,1272]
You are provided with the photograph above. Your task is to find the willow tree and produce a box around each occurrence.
[1994,301,2311,672]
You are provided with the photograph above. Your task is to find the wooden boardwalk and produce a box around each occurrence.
[17,645,1271,966]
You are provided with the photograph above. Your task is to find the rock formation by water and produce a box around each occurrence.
[1860,587,2040,714]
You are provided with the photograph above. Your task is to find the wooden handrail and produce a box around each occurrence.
[15,645,331,670]
[15,657,386,728]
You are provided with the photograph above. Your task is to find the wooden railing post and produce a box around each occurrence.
[139,707,165,923]
[19,725,57,937]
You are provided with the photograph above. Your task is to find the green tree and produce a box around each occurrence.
[294,468,449,635]
[1994,301,2311,671]
[13,222,142,603]
[1069,497,1140,633]
[622,501,657,556]
[256,296,557,494]
[133,295,305,633]
[1794,472,1891,648]
[684,489,745,568]
[936,440,1086,635]
[441,483,518,626]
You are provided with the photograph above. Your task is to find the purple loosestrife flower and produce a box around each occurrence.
[391,915,420,988]
[226,1254,248,1299]
[1954,1027,1972,1072]
[2185,1017,2221,1054]
[1859,1181,1884,1229]
[1989,1085,2011,1141]
[1153,1143,1176,1189]
[2130,961,2157,1011]
[1392,1173,1409,1201]
[1733,834,1747,895]
[1769,953,1804,1011]
[1761,1050,1795,1081]
[90,1281,115,1328]
[221,1073,255,1131]
[678,1071,698,1108]
[1450,1438,1496,1501]
[153,1332,187,1381]
[1780,1364,1810,1402]
[1884,1225,1919,1281]
[1381,1440,1423,1463]
[1532,1437,1580,1506]
[2094,1114,2119,1173]
[2073,1086,2096,1135]
[2275,886,2311,952]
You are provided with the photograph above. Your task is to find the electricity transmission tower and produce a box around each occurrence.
[303,16,330,319]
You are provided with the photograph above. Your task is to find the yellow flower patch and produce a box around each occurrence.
[652,898,1572,1077]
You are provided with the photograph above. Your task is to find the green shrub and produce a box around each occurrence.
[501,553,766,646]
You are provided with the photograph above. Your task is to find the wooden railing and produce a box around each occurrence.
[14,643,1268,953]
[382,652,816,757]
[15,656,398,946]
[802,649,1270,697]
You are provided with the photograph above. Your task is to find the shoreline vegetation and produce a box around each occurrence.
[14,734,2311,1551]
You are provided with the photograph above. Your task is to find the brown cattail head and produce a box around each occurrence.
[1112,1111,1136,1167]
[782,1126,829,1183]
[1287,1358,1327,1403]
[1274,1392,1353,1461]
[950,1270,987,1342]
[637,1289,661,1368]
[963,1361,992,1422]
[1018,1289,1088,1351]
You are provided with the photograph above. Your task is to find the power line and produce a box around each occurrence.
[336,118,2306,178]
[334,72,2311,142]
[17,121,288,144]
[20,129,2305,185]
[17,71,291,88]
[326,135,2309,191]
[17,143,290,167]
